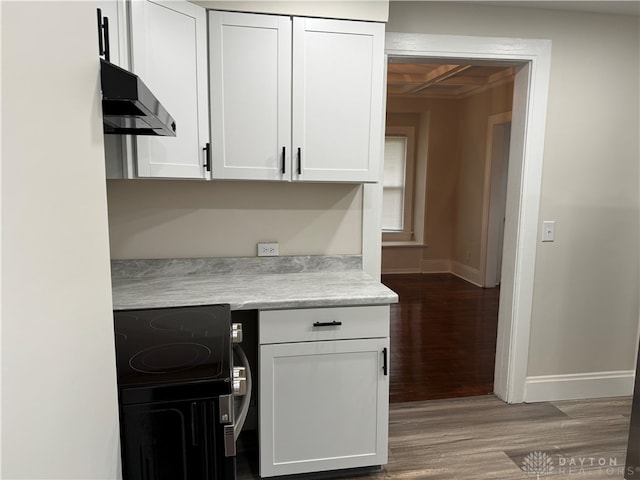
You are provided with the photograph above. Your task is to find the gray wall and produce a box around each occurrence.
[387,2,640,379]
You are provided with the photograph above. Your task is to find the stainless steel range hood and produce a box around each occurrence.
[100,59,176,137]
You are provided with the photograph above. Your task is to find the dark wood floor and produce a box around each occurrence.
[381,273,500,403]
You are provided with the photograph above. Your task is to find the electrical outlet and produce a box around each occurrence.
[257,242,279,257]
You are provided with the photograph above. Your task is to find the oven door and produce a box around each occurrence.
[120,397,236,480]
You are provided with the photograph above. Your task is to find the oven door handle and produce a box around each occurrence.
[223,425,236,457]
[219,394,235,457]
[233,344,252,441]
[219,344,253,458]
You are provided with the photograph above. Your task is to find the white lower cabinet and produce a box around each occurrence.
[259,306,389,477]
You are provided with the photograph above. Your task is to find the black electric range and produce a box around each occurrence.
[113,304,236,480]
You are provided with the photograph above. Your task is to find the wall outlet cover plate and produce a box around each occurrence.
[257,242,279,256]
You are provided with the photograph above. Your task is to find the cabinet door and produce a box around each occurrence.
[259,338,389,477]
[292,18,385,183]
[98,0,134,179]
[96,0,128,68]
[209,12,292,180]
[130,0,209,179]
[120,400,211,480]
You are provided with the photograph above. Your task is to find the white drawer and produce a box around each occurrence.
[259,305,389,344]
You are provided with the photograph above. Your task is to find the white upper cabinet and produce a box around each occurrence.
[209,12,292,181]
[292,18,384,183]
[130,0,209,179]
[96,0,128,68]
[209,11,385,183]
[98,0,132,179]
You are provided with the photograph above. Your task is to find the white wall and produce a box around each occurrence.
[387,2,640,393]
[453,81,514,280]
[1,2,120,478]
[107,180,363,259]
[190,0,389,21]
[382,82,513,278]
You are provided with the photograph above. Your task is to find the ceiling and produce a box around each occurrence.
[471,1,640,17]
[386,61,516,99]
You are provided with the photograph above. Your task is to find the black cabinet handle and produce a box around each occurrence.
[203,143,211,172]
[96,9,104,56]
[103,15,110,62]
[297,147,301,175]
[313,321,342,327]
[282,146,286,174]
[382,347,388,376]
[96,8,110,62]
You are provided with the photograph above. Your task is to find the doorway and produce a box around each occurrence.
[382,66,513,400]
[361,33,552,404]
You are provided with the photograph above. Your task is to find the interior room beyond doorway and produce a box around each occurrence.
[381,58,515,402]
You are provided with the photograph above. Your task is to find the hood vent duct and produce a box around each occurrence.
[97,8,176,137]
[100,59,177,137]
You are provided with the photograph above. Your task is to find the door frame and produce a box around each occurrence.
[480,112,512,288]
[362,33,552,404]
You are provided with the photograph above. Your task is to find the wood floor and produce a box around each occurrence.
[381,273,500,403]
[238,395,632,479]
[333,395,632,480]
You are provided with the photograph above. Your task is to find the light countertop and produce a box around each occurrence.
[111,256,398,311]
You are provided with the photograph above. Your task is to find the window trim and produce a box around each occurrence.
[382,126,416,242]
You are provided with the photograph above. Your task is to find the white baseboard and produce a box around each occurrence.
[450,261,483,287]
[524,370,635,403]
[387,260,484,285]
[381,267,422,274]
[420,259,451,273]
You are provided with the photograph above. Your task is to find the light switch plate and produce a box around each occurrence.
[542,221,555,242]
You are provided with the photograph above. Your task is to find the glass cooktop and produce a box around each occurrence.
[113,304,232,390]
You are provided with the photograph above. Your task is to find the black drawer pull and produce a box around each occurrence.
[313,321,342,327]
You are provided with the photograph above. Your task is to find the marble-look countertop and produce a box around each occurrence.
[111,256,398,311]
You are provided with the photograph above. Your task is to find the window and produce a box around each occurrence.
[382,136,407,231]
[382,127,416,242]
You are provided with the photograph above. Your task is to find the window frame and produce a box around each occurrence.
[382,126,416,243]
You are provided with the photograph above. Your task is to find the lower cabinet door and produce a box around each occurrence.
[259,338,389,477]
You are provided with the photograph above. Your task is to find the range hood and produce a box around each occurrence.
[100,59,176,137]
